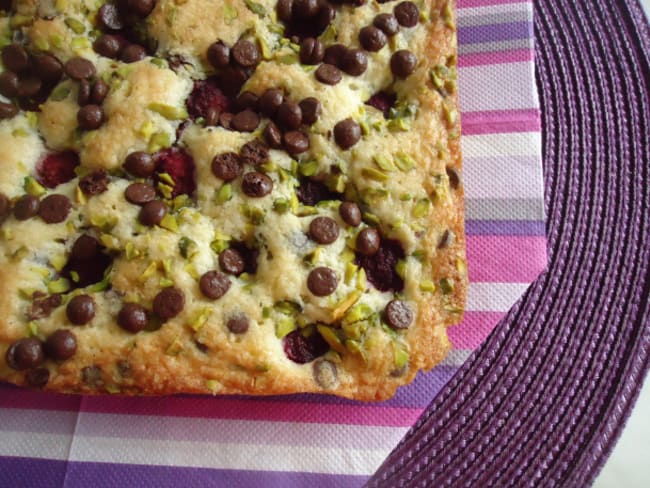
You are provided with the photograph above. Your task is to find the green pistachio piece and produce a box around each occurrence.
[159,277,174,287]
[393,342,409,368]
[273,198,289,213]
[303,247,322,266]
[64,17,85,34]
[184,262,199,279]
[395,153,416,171]
[50,254,67,272]
[215,183,233,204]
[413,198,431,218]
[166,336,184,356]
[317,325,347,354]
[332,290,362,321]
[276,53,298,65]
[47,278,70,294]
[223,3,238,24]
[395,259,407,279]
[49,84,71,101]
[342,303,373,327]
[125,242,141,260]
[244,0,266,16]
[299,160,319,177]
[69,270,80,282]
[205,379,222,393]
[148,103,188,121]
[275,316,296,338]
[419,279,436,293]
[439,278,454,294]
[150,58,168,69]
[148,132,172,153]
[344,262,358,284]
[361,167,389,182]
[374,155,396,172]
[412,249,426,261]
[100,233,120,249]
[27,321,39,337]
[242,204,266,224]
[159,214,179,232]
[341,320,366,341]
[210,238,230,254]
[275,300,302,315]
[387,118,409,132]
[23,176,46,197]
[344,339,366,361]
[178,236,197,259]
[356,267,367,291]
[362,212,381,226]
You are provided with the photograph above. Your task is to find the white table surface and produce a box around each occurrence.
[592,7,650,487]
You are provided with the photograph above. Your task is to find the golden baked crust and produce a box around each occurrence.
[0,0,466,400]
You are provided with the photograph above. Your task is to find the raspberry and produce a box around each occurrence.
[186,78,231,120]
[296,178,341,206]
[365,91,396,119]
[356,238,405,292]
[37,151,80,188]
[283,330,329,364]
[154,147,196,197]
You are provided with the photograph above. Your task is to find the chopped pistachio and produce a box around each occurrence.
[244,0,266,16]
[178,236,197,259]
[319,24,337,44]
[344,262,358,284]
[125,242,140,260]
[295,205,318,217]
[456,258,467,274]
[344,339,366,361]
[184,262,199,279]
[387,118,409,132]
[393,342,409,368]
[49,254,67,272]
[395,153,416,171]
[69,270,80,283]
[50,84,71,101]
[242,204,266,224]
[159,277,174,287]
[332,290,362,320]
[442,102,458,127]
[205,379,222,393]
[395,259,407,279]
[356,267,367,291]
[273,198,289,213]
[148,102,188,120]
[302,247,321,266]
[276,53,298,65]
[223,2,238,24]
[299,160,319,177]
[29,266,50,279]
[150,57,167,68]
[27,321,39,337]
[341,320,366,341]
[23,176,47,197]
[48,278,70,294]
[138,120,155,139]
[148,132,172,153]
[166,336,184,356]
[159,214,179,232]
[342,302,373,327]
[361,167,389,182]
[215,183,233,204]
[275,316,296,338]
[317,325,347,354]
[341,248,355,263]
[362,212,381,226]
[374,155,396,172]
[439,278,454,294]
[412,249,426,261]
[158,172,175,186]
[64,17,85,34]
[71,36,91,52]
[210,239,229,254]
[140,261,158,281]
[100,234,120,249]
[419,279,436,293]
[413,198,431,218]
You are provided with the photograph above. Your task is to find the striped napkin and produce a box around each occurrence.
[0,0,546,486]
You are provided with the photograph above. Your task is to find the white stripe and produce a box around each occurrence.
[458,62,537,111]
[68,435,398,476]
[458,2,532,18]
[464,154,544,199]
[0,431,71,461]
[467,282,531,312]
[462,132,542,158]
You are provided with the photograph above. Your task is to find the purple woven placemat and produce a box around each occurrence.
[367,0,650,486]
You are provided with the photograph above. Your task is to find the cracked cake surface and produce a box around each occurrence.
[0,0,466,400]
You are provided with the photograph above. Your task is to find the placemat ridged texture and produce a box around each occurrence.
[368,0,650,485]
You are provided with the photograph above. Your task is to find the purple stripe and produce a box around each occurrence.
[0,456,67,488]
[458,21,532,44]
[466,219,546,236]
[0,457,368,488]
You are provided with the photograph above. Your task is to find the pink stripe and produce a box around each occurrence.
[467,235,547,282]
[0,386,422,427]
[459,49,534,68]
[448,311,506,349]
[462,108,541,134]
[459,0,528,7]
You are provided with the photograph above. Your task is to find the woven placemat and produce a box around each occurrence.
[367,0,650,486]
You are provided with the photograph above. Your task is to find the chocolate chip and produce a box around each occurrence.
[13,194,39,220]
[94,34,123,59]
[0,193,11,220]
[394,1,419,27]
[117,303,148,333]
[293,0,318,18]
[359,25,387,52]
[276,101,302,130]
[28,294,62,320]
[300,37,324,65]
[77,79,91,105]
[339,201,361,227]
[446,166,460,189]
[5,338,44,370]
[323,44,347,67]
[309,216,339,244]
[259,88,284,117]
[235,91,259,112]
[374,13,400,36]
[390,50,417,78]
[124,151,155,177]
[121,44,147,63]
[97,3,125,30]
[438,229,455,249]
[207,40,231,68]
[219,111,234,129]
[283,130,310,155]
[241,171,273,197]
[66,294,95,325]
[199,270,231,299]
[125,182,156,205]
[384,299,413,329]
[307,266,338,296]
[138,200,168,226]
[72,235,100,260]
[211,152,243,181]
[314,3,336,33]
[79,170,109,195]
[277,0,293,21]
[315,64,341,85]
[219,66,248,96]
[231,39,260,68]
[64,57,96,80]
[356,227,381,256]
[153,287,185,319]
[38,194,71,224]
[17,75,42,98]
[77,104,105,130]
[0,71,18,97]
[0,101,17,119]
[219,248,246,275]
[298,97,321,125]
[240,139,269,166]
[264,121,283,148]
[341,48,367,76]
[333,118,361,149]
[128,0,155,16]
[231,109,260,132]
[33,54,63,83]
[44,329,77,360]
[2,44,29,72]
[26,368,50,388]
[91,79,109,104]
[312,358,338,389]
[227,313,249,334]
